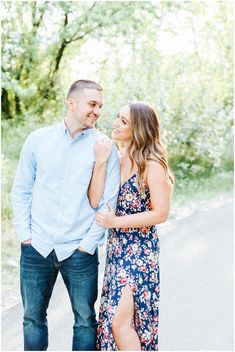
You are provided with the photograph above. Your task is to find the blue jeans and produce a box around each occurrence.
[20,244,98,351]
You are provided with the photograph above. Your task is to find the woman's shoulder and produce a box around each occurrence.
[147,159,174,189]
[147,158,164,170]
[146,159,168,180]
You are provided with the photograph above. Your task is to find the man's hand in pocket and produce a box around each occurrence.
[78,246,87,253]
[22,239,32,244]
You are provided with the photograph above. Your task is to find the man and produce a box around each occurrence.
[11,80,120,351]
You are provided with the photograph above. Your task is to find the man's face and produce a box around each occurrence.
[68,88,104,129]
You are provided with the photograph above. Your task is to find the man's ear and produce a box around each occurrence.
[66,98,76,109]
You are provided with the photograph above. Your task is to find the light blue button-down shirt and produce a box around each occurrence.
[11,122,120,261]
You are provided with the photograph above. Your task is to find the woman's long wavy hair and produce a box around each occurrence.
[127,102,174,196]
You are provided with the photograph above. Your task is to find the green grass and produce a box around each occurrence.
[172,170,233,209]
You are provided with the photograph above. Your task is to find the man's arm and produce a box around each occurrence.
[11,133,36,242]
[79,143,120,254]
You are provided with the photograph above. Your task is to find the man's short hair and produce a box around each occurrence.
[67,80,103,98]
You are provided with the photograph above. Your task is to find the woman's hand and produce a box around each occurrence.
[94,137,112,164]
[96,203,117,228]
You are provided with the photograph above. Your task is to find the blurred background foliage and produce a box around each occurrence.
[1,0,234,225]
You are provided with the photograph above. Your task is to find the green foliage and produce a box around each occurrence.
[93,1,234,179]
[1,119,42,221]
[1,1,234,223]
[2,1,149,120]
[172,170,234,209]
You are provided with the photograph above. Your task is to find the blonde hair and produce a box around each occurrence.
[127,102,174,196]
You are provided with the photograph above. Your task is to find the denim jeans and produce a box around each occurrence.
[20,244,98,351]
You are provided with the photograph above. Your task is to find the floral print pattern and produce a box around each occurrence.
[97,173,160,351]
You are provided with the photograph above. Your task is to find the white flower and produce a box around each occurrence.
[132,244,138,252]
[119,269,126,278]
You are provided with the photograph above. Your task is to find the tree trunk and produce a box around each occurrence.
[1,88,11,119]
[15,94,21,115]
[54,40,67,75]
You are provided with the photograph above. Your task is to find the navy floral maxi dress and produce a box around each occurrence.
[97,173,160,351]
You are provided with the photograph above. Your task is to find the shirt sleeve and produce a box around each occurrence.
[11,133,36,242]
[79,143,120,255]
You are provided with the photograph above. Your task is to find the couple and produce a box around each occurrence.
[12,79,174,351]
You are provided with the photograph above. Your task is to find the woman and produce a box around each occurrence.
[88,102,174,351]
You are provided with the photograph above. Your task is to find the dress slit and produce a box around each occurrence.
[110,283,140,347]
[103,278,134,349]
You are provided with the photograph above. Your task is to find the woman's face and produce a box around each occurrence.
[112,105,132,142]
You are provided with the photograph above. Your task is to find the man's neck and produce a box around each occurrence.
[64,117,86,139]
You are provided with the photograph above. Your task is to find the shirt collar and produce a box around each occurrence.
[60,121,92,139]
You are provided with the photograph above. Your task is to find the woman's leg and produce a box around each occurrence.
[112,285,141,351]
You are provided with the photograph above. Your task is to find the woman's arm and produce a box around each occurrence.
[96,161,173,227]
[88,138,112,209]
